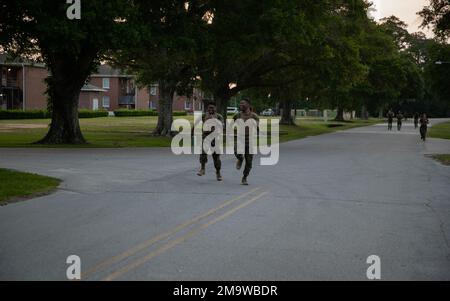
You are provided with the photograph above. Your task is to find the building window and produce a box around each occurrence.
[149,101,156,109]
[102,96,110,108]
[102,78,110,89]
[185,100,192,110]
[150,85,157,96]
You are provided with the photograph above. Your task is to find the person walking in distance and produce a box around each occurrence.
[396,111,404,131]
[387,110,395,131]
[414,112,420,129]
[234,98,259,185]
[419,113,429,141]
[197,102,224,181]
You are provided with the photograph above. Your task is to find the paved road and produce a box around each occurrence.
[1,119,449,281]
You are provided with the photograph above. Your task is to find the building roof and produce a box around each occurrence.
[81,84,107,93]
[0,53,46,68]
[0,54,133,78]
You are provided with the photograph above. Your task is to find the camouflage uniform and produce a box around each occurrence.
[387,112,394,131]
[419,117,429,141]
[397,113,403,131]
[200,113,224,172]
[233,111,260,178]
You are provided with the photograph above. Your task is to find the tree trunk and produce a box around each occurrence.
[280,99,294,125]
[213,91,230,119]
[335,107,345,121]
[36,77,86,144]
[153,80,175,137]
[361,105,369,120]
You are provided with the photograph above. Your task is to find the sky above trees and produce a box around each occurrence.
[373,0,432,35]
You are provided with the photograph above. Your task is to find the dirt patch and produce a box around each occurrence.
[0,123,48,132]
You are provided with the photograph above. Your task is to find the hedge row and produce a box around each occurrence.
[0,110,49,119]
[78,110,109,118]
[0,109,188,119]
[113,109,188,117]
[0,109,108,120]
[113,109,158,117]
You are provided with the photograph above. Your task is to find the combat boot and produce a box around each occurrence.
[236,159,243,170]
[197,165,205,176]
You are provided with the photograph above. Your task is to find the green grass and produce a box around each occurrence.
[429,121,450,140]
[0,168,61,205]
[430,154,450,166]
[427,122,450,166]
[0,116,381,148]
[279,118,380,143]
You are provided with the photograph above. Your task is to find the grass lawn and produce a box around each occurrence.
[0,116,381,148]
[430,154,450,166]
[429,121,450,140]
[428,122,450,166]
[279,118,380,143]
[0,168,61,205]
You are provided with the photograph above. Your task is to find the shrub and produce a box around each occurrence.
[173,111,188,116]
[0,110,49,119]
[0,109,108,119]
[113,109,158,117]
[113,110,188,117]
[78,110,109,118]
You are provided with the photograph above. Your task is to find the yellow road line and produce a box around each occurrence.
[82,187,261,279]
[103,191,268,281]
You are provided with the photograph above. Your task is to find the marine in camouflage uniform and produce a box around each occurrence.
[396,111,404,131]
[387,110,394,131]
[233,99,259,185]
[197,102,224,181]
[419,114,429,141]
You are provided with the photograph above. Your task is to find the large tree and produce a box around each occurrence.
[112,1,209,136]
[419,0,450,41]
[195,0,331,117]
[0,0,140,144]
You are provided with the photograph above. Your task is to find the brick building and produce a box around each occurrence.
[0,55,48,110]
[1,54,205,113]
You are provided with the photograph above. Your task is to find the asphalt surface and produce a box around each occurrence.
[0,119,449,281]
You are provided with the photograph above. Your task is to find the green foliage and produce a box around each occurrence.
[0,110,108,119]
[173,111,188,116]
[419,0,450,41]
[113,109,187,117]
[78,110,109,118]
[0,110,50,120]
[0,0,145,143]
[114,109,158,117]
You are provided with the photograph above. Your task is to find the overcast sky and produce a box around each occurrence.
[372,0,432,35]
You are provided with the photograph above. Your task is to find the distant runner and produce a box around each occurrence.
[234,98,259,186]
[419,113,429,141]
[197,102,224,181]
[396,111,404,131]
[414,112,420,129]
[387,110,395,131]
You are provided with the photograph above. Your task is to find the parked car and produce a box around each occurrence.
[261,108,275,116]
[227,107,239,115]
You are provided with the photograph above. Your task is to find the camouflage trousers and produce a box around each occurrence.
[235,145,254,177]
[200,153,221,172]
